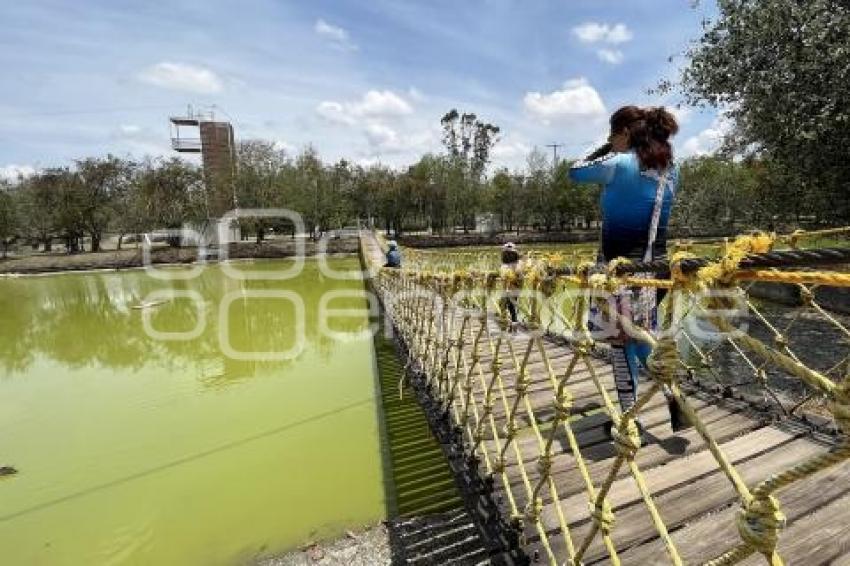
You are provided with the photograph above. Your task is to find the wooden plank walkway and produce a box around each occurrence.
[361,233,846,565]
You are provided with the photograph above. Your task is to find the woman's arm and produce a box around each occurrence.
[569,144,618,184]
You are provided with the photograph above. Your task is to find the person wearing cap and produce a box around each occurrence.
[384,240,402,268]
[500,242,520,325]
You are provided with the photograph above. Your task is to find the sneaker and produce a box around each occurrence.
[603,419,648,447]
[668,398,691,432]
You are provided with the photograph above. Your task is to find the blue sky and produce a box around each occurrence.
[0,0,724,179]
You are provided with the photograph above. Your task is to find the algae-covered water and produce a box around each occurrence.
[0,258,386,565]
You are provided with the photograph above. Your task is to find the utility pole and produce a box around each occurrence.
[546,143,564,165]
[545,143,564,165]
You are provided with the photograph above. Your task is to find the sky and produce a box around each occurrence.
[0,0,725,180]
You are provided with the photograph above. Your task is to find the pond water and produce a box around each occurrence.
[0,258,386,565]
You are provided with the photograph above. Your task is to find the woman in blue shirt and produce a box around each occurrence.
[569,105,687,437]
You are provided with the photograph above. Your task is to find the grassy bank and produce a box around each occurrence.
[0,238,359,274]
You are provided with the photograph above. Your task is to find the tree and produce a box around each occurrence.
[112,162,146,250]
[560,160,601,229]
[234,140,289,241]
[0,183,17,258]
[675,0,850,223]
[76,155,132,252]
[440,109,501,232]
[53,169,86,252]
[136,158,205,246]
[294,146,326,236]
[20,169,65,251]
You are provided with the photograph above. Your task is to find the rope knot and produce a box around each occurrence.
[612,418,642,460]
[736,495,786,556]
[698,232,775,285]
[576,340,594,356]
[606,257,632,278]
[536,453,552,477]
[515,374,529,394]
[647,337,679,386]
[492,457,506,474]
[524,498,543,522]
[576,261,595,285]
[588,499,616,534]
[553,393,574,419]
[502,420,518,438]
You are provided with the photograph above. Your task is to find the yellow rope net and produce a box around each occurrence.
[365,227,850,565]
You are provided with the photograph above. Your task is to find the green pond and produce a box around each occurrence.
[0,258,386,565]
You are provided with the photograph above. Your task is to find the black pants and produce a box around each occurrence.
[502,296,518,323]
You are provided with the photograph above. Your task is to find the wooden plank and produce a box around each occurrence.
[488,401,750,519]
[475,372,617,428]
[540,425,801,531]
[618,443,850,565]
[545,406,761,502]
[533,431,824,563]
[483,390,726,474]
[485,392,692,473]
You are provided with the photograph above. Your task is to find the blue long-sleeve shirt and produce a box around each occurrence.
[385,249,402,268]
[569,151,678,261]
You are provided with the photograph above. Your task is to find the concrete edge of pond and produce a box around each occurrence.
[0,238,360,275]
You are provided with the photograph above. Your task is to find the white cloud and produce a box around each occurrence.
[679,115,732,157]
[490,136,534,170]
[139,62,223,94]
[407,87,425,102]
[492,139,532,160]
[365,123,401,150]
[315,19,357,51]
[597,49,623,64]
[316,90,413,125]
[316,101,357,125]
[118,124,142,136]
[572,23,633,45]
[0,164,35,182]
[357,90,413,117]
[523,78,606,125]
[668,105,692,125]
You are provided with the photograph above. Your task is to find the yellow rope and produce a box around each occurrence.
[361,230,850,566]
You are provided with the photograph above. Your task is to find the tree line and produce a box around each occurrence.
[0,138,831,259]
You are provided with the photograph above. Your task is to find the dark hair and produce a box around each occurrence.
[610,105,679,170]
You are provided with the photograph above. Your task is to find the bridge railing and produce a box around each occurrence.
[367,227,850,565]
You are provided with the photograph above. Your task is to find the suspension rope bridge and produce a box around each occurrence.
[361,227,850,565]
